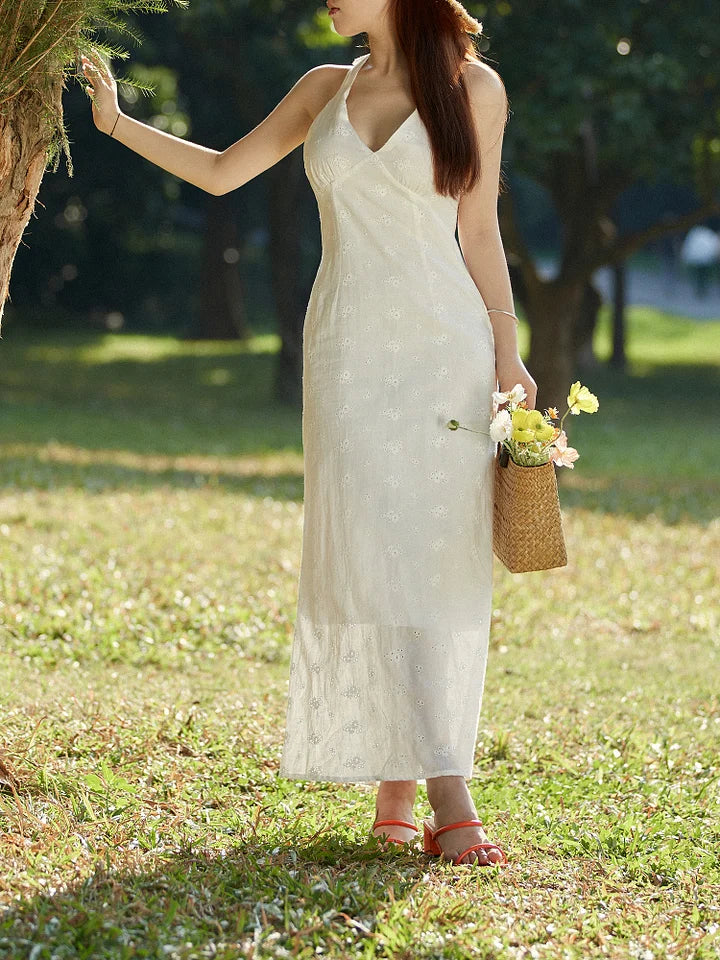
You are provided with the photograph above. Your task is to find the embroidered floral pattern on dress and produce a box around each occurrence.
[382,407,403,421]
[382,439,403,453]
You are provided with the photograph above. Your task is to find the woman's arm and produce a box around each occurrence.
[457,61,537,409]
[81,50,327,196]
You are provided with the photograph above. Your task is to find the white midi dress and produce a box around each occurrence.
[278,53,497,783]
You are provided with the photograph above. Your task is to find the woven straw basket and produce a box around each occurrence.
[492,447,568,573]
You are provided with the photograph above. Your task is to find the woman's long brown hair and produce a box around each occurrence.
[358,0,509,200]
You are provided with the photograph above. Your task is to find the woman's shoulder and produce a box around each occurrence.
[462,58,507,113]
[304,53,366,82]
[297,59,359,125]
[298,60,353,102]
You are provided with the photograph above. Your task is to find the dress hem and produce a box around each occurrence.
[277,767,475,783]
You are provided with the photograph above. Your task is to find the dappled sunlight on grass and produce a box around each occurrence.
[22,331,280,366]
[593,306,720,367]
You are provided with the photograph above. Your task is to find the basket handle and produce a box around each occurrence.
[497,443,510,468]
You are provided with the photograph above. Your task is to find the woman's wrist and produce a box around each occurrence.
[490,324,520,362]
[487,307,519,325]
[107,111,122,138]
[494,339,524,367]
[496,356,524,376]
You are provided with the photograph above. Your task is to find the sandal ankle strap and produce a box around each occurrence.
[432,818,484,839]
[373,818,418,831]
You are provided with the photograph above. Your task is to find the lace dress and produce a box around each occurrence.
[278,53,497,782]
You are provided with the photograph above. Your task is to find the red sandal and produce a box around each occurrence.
[423,817,509,866]
[371,818,419,848]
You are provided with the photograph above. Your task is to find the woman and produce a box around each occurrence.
[82,0,536,868]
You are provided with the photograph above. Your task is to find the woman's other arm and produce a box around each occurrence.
[456,61,537,408]
[81,50,335,196]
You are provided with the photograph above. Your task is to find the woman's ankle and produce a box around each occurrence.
[426,775,473,814]
[375,779,417,815]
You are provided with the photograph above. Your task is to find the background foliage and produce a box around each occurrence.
[3,0,718,349]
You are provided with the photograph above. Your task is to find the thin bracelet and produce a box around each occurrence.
[487,308,520,324]
[109,112,120,138]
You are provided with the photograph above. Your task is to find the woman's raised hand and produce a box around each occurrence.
[81,50,121,135]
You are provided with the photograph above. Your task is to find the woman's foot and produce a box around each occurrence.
[371,779,418,849]
[425,775,505,865]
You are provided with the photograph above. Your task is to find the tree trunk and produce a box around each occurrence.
[573,280,602,371]
[191,192,246,340]
[0,79,63,334]
[266,149,306,407]
[526,278,584,411]
[610,261,626,369]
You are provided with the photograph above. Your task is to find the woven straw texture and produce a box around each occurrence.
[492,452,568,573]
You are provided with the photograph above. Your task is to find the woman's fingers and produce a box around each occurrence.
[86,48,107,69]
[82,51,114,86]
[81,64,99,97]
[85,61,107,83]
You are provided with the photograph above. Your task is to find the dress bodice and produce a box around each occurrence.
[303,53,461,241]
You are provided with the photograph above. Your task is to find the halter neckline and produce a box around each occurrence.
[342,53,419,156]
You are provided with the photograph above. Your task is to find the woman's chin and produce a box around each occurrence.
[329,13,361,38]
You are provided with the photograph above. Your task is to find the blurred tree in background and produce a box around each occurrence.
[3,0,720,408]
[136,0,353,401]
[491,0,720,405]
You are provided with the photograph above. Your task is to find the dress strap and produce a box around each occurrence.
[339,53,370,101]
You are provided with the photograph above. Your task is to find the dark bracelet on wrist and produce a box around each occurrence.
[109,112,120,138]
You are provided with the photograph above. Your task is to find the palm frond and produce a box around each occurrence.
[0,0,185,174]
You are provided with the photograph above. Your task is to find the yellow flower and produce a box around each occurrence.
[567,381,599,415]
[535,420,555,442]
[512,408,554,442]
[525,410,544,431]
[511,408,529,430]
[526,410,554,441]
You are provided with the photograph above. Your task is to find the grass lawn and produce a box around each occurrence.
[1,307,719,959]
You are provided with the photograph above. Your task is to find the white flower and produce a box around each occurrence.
[489,409,513,442]
[492,383,526,406]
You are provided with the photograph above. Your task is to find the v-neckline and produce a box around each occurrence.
[343,54,418,156]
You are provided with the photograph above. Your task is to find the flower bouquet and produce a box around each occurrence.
[448,381,599,573]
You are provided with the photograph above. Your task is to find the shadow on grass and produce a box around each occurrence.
[1,450,716,525]
[557,474,719,526]
[0,454,304,502]
[0,836,419,957]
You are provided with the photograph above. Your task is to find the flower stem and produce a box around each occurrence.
[450,423,491,437]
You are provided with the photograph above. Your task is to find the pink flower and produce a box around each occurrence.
[550,447,579,468]
[549,430,579,468]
